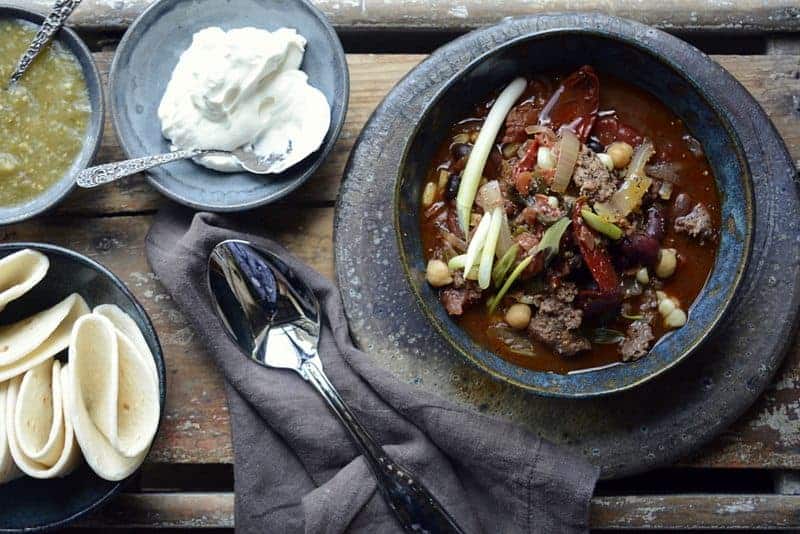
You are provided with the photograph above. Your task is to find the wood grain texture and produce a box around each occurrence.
[6,0,800,32]
[58,53,800,215]
[4,54,800,468]
[74,492,800,529]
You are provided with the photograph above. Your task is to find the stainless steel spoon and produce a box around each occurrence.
[76,147,286,188]
[208,240,466,534]
[8,0,82,86]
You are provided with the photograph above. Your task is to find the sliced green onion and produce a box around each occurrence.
[448,254,467,270]
[487,254,533,314]
[456,77,527,235]
[581,208,623,240]
[478,206,503,289]
[531,217,571,262]
[492,243,519,288]
[591,328,626,344]
[463,213,492,277]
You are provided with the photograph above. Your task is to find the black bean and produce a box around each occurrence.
[444,173,461,200]
[587,138,604,154]
[450,143,472,160]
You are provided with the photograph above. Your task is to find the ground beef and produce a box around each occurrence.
[619,320,655,361]
[502,101,539,144]
[441,283,482,316]
[674,203,714,240]
[571,147,617,203]
[520,194,565,225]
[528,283,590,356]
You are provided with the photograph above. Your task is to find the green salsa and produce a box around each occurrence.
[0,19,90,206]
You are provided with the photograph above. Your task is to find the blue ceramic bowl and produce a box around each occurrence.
[108,0,349,212]
[396,28,753,397]
[0,6,104,225]
[0,243,166,532]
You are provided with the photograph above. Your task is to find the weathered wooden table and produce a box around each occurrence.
[7,0,800,530]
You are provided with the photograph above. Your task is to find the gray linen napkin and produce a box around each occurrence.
[145,209,598,534]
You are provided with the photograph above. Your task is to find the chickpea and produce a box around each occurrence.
[607,141,634,169]
[425,259,453,287]
[655,248,677,279]
[505,303,532,330]
[664,308,687,329]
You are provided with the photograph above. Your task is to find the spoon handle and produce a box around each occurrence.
[300,360,466,534]
[76,149,206,188]
[9,0,83,85]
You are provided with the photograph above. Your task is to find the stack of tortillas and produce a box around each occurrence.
[0,249,160,485]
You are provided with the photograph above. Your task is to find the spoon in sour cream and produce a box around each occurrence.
[75,147,288,188]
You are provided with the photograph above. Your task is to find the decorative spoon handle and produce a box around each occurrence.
[300,360,466,534]
[9,0,83,85]
[76,149,206,188]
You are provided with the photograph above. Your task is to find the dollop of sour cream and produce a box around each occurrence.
[157,26,331,174]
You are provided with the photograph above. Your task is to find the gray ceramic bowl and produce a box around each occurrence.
[396,24,753,397]
[0,6,104,225]
[108,0,349,212]
[0,243,166,532]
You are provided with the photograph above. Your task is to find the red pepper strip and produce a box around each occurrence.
[512,139,539,195]
[572,199,619,294]
[539,65,600,143]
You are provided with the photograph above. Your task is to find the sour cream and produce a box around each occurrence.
[157,26,331,174]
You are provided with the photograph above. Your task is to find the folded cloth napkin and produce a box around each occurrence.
[145,209,598,534]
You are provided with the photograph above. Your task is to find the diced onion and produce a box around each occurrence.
[537,147,556,170]
[550,129,580,193]
[478,206,504,289]
[475,180,504,212]
[456,77,527,235]
[496,211,514,258]
[626,139,655,179]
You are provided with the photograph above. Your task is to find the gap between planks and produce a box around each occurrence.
[74,492,800,529]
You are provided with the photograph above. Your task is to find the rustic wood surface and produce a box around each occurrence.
[6,0,800,32]
[5,52,798,471]
[72,492,800,529]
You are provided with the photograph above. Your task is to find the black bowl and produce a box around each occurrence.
[0,243,165,532]
[0,6,104,225]
[396,20,753,397]
[109,0,349,211]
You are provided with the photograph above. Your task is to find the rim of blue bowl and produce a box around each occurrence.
[395,24,754,398]
[0,242,166,533]
[0,7,104,226]
[107,0,349,212]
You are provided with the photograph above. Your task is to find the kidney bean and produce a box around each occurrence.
[616,233,660,268]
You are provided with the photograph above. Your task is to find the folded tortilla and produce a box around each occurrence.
[0,381,21,484]
[5,362,81,479]
[0,249,49,312]
[0,294,89,383]
[93,304,158,386]
[14,359,64,466]
[68,314,155,481]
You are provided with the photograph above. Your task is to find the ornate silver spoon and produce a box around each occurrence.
[76,147,286,188]
[208,240,466,534]
[8,0,82,86]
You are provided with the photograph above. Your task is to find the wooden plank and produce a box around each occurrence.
[7,0,800,33]
[4,54,800,469]
[74,492,800,529]
[57,53,800,215]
